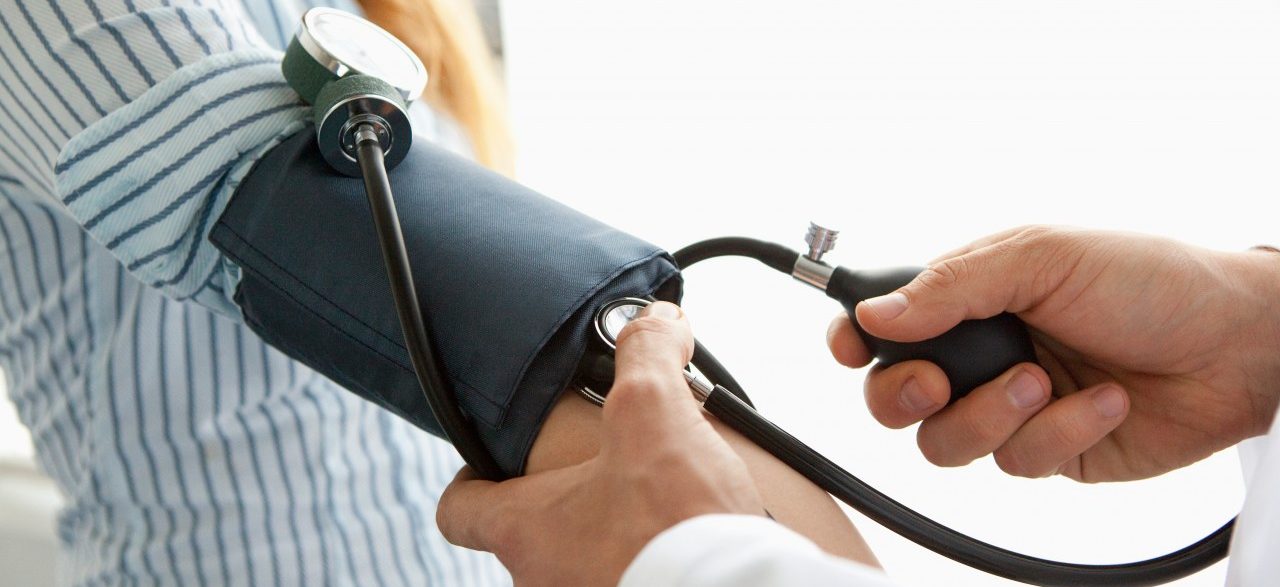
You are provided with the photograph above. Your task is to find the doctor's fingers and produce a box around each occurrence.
[912,364,1053,467]
[861,360,951,428]
[990,383,1129,480]
[864,360,1050,439]
[437,467,507,552]
[437,464,581,554]
[827,312,873,368]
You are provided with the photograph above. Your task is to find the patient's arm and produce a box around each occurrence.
[527,390,879,566]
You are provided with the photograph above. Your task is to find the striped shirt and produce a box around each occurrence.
[0,1,507,585]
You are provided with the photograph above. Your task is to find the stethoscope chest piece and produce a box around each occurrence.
[575,298,653,406]
[594,297,650,349]
[577,297,717,407]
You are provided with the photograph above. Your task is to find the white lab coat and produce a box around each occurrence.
[621,411,1280,586]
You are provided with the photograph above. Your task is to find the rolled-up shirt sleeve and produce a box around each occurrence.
[621,514,896,587]
[0,1,306,318]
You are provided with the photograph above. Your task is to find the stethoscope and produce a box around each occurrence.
[282,8,1232,585]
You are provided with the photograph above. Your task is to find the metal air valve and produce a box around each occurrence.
[793,222,839,289]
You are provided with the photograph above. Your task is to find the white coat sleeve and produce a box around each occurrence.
[1226,402,1280,586]
[620,514,896,587]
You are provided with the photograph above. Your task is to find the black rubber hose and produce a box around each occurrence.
[673,236,797,273]
[668,240,792,407]
[356,129,505,481]
[701,381,1232,586]
[692,339,753,408]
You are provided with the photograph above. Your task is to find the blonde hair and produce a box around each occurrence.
[358,0,514,174]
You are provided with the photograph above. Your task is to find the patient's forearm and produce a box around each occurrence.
[527,391,879,567]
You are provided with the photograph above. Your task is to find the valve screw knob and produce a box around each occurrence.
[804,222,839,262]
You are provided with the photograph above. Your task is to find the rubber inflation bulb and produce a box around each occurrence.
[826,266,1038,401]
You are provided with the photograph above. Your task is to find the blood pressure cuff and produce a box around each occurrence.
[209,128,682,477]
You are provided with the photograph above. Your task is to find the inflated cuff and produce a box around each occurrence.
[209,128,682,476]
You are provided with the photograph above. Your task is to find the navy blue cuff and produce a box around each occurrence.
[210,128,682,476]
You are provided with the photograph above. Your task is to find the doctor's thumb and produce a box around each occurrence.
[853,246,1044,344]
[604,301,699,426]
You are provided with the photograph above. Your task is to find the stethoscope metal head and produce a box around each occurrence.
[574,297,652,407]
[593,297,651,350]
[580,297,713,405]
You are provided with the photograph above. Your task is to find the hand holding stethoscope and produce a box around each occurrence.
[439,302,768,587]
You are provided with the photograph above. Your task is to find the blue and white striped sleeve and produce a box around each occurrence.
[0,1,308,318]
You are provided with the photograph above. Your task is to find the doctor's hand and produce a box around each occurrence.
[827,226,1280,482]
[437,302,765,587]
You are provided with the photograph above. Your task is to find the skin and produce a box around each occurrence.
[438,302,876,586]
[832,226,1280,481]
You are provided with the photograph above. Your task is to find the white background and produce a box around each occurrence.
[3,1,1279,585]
[501,1,1280,585]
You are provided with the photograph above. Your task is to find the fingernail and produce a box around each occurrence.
[1006,370,1046,409]
[1091,386,1126,419]
[898,377,936,413]
[644,302,682,320]
[863,292,908,321]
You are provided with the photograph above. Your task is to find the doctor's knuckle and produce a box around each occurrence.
[1010,225,1063,254]
[1011,224,1056,245]
[918,258,970,293]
